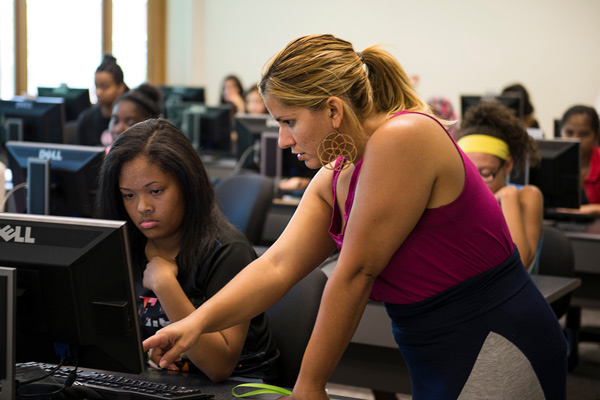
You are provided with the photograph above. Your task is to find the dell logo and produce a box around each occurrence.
[0,225,36,244]
[38,149,63,161]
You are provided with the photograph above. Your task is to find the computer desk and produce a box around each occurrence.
[551,217,600,370]
[16,364,366,400]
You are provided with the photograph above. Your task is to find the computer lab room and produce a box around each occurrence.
[1,1,599,399]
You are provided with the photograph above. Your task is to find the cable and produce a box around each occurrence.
[16,361,78,399]
[1,181,27,212]
[230,142,260,176]
[16,359,65,386]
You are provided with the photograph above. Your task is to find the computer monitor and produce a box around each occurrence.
[0,213,144,374]
[0,267,16,400]
[460,94,524,120]
[235,114,316,181]
[0,97,66,144]
[37,86,91,121]
[5,141,105,217]
[159,85,205,118]
[166,102,233,156]
[510,138,581,209]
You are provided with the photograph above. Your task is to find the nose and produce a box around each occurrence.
[137,195,153,214]
[278,127,295,149]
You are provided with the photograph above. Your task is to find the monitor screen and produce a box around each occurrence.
[166,102,233,156]
[37,87,91,122]
[0,97,66,144]
[235,114,316,180]
[0,213,144,374]
[5,141,105,217]
[510,138,581,209]
[460,94,524,120]
[0,267,16,399]
[159,85,205,117]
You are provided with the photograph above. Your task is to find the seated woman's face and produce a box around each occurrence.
[109,100,147,139]
[466,152,508,194]
[561,113,598,159]
[245,90,267,114]
[95,71,125,109]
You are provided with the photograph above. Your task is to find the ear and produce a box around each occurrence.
[325,97,344,129]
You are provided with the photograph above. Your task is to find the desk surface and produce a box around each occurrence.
[15,364,365,400]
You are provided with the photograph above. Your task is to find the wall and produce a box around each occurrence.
[167,0,600,136]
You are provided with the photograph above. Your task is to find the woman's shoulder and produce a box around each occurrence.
[517,184,544,204]
[374,111,446,141]
[367,111,454,158]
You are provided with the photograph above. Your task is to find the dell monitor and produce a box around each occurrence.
[510,138,581,209]
[460,94,524,120]
[0,267,16,400]
[235,114,316,183]
[5,141,105,217]
[0,97,66,144]
[166,102,233,157]
[159,85,206,118]
[0,213,144,374]
[37,86,91,122]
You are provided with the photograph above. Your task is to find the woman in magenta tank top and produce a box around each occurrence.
[143,34,567,400]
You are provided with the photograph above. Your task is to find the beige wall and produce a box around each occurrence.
[167,0,600,136]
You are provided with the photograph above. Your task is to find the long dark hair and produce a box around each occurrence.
[96,118,228,276]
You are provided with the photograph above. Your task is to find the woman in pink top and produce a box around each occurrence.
[143,34,567,400]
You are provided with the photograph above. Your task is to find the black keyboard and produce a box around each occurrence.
[16,362,214,400]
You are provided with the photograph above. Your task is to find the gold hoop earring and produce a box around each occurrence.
[317,130,358,171]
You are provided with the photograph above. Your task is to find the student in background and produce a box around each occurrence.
[560,105,600,216]
[220,74,246,114]
[244,84,268,115]
[76,54,128,146]
[101,83,163,146]
[96,119,278,382]
[501,83,540,129]
[143,34,567,400]
[428,96,457,137]
[457,102,544,271]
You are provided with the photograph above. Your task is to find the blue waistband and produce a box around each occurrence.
[384,248,530,332]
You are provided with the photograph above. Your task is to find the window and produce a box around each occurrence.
[0,0,153,103]
[26,0,103,98]
[0,0,15,99]
[112,0,148,90]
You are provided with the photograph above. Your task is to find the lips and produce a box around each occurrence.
[140,219,158,229]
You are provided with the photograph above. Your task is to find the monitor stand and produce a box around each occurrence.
[0,267,16,400]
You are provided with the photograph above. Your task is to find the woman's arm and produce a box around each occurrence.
[495,185,543,267]
[143,256,250,382]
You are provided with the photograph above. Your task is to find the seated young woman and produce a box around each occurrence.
[95,118,279,382]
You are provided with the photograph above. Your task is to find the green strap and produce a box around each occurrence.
[232,383,292,397]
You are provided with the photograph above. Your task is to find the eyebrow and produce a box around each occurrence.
[119,181,160,191]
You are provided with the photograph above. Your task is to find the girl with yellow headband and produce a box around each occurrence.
[457,102,543,271]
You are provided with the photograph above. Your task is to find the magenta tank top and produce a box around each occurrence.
[328,111,514,304]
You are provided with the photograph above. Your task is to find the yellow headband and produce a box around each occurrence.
[457,134,510,160]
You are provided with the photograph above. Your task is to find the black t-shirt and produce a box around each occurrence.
[135,223,279,381]
[76,105,109,145]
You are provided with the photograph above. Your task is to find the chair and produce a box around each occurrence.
[537,225,575,319]
[213,172,274,245]
[265,268,328,388]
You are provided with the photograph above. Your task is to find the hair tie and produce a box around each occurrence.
[456,134,510,160]
[356,51,364,63]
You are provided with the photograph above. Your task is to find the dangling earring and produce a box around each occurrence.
[317,130,358,171]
